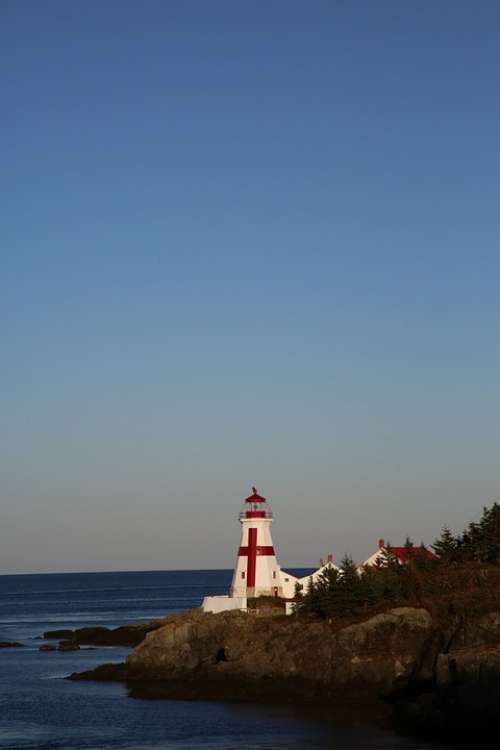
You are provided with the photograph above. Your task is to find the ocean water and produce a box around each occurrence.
[0,570,438,750]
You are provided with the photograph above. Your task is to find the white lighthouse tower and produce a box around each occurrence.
[202,487,299,613]
[230,487,283,598]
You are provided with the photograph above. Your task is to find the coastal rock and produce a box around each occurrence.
[123,606,436,700]
[395,641,500,743]
[69,662,128,681]
[0,641,23,648]
[43,621,166,648]
[436,642,500,687]
[447,611,500,651]
[44,629,73,640]
[39,644,57,652]
[58,640,80,651]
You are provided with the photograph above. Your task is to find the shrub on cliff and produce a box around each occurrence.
[298,556,378,618]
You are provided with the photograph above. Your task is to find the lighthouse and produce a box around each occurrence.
[201,487,299,614]
[230,487,283,598]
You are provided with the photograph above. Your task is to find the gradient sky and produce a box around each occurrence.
[2,1,500,574]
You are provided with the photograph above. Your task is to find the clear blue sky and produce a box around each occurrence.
[2,1,499,573]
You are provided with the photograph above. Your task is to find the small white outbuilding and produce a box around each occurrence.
[295,554,340,592]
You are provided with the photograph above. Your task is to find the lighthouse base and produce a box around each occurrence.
[201,595,247,614]
[244,586,282,599]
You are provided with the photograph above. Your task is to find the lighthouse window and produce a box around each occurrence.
[241,572,245,579]
[273,571,276,579]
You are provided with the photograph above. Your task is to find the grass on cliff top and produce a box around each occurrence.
[247,596,285,610]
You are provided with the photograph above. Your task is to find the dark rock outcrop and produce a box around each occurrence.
[69,662,128,681]
[39,644,57,652]
[0,641,23,648]
[58,640,80,651]
[391,615,500,744]
[43,620,166,648]
[44,629,74,640]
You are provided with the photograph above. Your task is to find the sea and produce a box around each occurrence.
[0,569,441,750]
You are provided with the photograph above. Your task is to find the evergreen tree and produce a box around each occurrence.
[413,542,435,572]
[466,503,500,563]
[479,503,500,563]
[404,536,414,561]
[339,555,359,586]
[314,565,341,617]
[331,556,363,616]
[433,525,459,561]
[303,576,319,614]
[382,543,401,571]
[456,503,500,563]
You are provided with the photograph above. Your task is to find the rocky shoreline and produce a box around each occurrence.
[52,606,500,745]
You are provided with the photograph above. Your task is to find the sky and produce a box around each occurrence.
[2,0,500,574]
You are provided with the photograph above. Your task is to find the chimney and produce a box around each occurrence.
[320,557,324,567]
[378,538,385,549]
[327,553,333,562]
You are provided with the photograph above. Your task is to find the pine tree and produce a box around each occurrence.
[474,503,500,563]
[457,505,497,563]
[297,577,316,615]
[339,554,359,584]
[382,543,401,571]
[433,526,459,561]
[413,542,434,572]
[332,556,362,616]
[314,565,341,617]
[404,536,414,561]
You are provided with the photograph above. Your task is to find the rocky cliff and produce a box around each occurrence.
[124,606,435,700]
[69,606,500,742]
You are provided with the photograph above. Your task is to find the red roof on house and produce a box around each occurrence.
[385,546,436,563]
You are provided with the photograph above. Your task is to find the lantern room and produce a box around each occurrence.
[239,486,273,520]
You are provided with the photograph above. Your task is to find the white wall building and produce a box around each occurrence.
[296,554,340,591]
[359,539,390,569]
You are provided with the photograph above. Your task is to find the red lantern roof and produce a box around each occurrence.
[244,486,266,503]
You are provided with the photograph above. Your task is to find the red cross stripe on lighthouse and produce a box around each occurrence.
[238,545,276,556]
[238,528,275,589]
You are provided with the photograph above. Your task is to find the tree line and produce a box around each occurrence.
[295,501,500,619]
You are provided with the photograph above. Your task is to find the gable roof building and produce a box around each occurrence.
[296,553,340,591]
[360,538,436,570]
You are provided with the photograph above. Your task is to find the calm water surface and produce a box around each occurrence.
[0,570,440,750]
